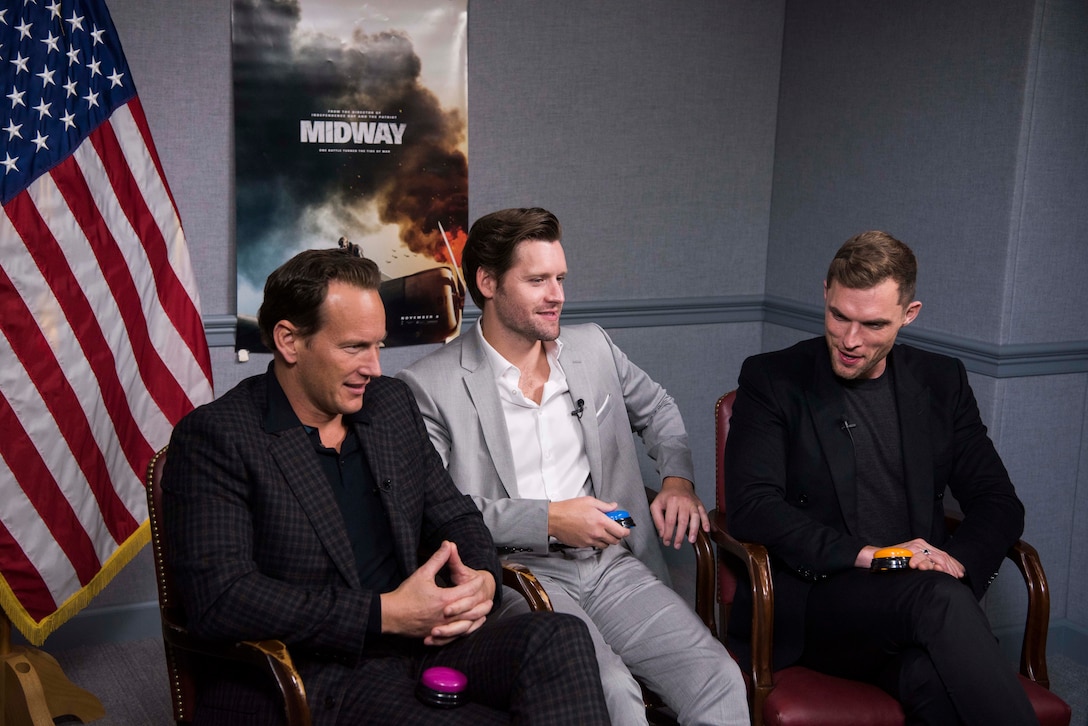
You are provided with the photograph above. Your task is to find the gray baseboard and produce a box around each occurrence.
[993,619,1088,668]
[1048,620,1088,665]
[13,600,161,652]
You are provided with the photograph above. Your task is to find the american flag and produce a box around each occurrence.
[1,0,212,644]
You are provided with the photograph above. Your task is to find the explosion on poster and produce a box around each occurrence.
[232,0,468,349]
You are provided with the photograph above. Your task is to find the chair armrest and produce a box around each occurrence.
[692,525,717,637]
[708,509,776,694]
[163,620,312,726]
[944,512,1051,688]
[1006,538,1051,688]
[643,486,718,637]
[502,562,553,612]
[238,640,311,726]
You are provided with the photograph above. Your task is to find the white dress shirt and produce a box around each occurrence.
[477,325,592,503]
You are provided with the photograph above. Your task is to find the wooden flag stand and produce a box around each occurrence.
[1,615,104,726]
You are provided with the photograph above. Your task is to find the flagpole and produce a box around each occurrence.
[1,613,104,725]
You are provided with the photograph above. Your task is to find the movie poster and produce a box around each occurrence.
[232,0,468,349]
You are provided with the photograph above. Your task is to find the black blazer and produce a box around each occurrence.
[724,337,1024,669]
[163,370,501,724]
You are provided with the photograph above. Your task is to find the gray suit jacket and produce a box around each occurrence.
[398,322,694,584]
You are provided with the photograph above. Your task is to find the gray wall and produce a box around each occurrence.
[41,0,1087,658]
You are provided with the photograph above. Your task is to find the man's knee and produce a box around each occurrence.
[912,571,975,605]
[519,611,597,660]
[543,611,592,639]
[906,573,986,637]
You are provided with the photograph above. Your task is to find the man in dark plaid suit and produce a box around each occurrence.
[163,248,610,725]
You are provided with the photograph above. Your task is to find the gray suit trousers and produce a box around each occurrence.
[497,545,748,726]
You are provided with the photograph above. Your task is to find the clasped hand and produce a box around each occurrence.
[380,540,495,646]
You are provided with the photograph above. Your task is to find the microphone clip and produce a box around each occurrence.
[571,399,585,419]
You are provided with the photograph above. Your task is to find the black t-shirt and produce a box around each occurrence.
[841,370,912,546]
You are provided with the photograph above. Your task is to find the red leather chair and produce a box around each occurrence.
[710,390,1071,726]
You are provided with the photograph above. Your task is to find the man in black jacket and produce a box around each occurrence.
[725,231,1037,724]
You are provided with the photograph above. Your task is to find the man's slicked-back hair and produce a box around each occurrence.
[463,207,562,308]
[257,247,382,350]
[826,230,917,305]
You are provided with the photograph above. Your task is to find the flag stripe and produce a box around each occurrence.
[48,154,196,432]
[0,390,101,590]
[70,124,213,428]
[0,515,57,622]
[0,342,105,577]
[127,98,183,235]
[67,118,205,450]
[0,224,141,565]
[88,114,211,385]
[1,181,174,512]
[6,181,156,488]
[86,110,213,388]
[0,257,139,546]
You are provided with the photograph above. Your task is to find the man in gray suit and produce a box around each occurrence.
[398,208,748,726]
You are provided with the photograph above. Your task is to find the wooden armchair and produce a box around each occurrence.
[710,390,1071,726]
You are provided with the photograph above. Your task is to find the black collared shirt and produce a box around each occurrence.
[264,369,401,595]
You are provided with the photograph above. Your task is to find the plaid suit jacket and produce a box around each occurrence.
[162,369,501,722]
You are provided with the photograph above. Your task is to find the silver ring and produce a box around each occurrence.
[922,548,931,555]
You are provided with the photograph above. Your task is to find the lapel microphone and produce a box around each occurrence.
[571,399,585,419]
[840,415,857,446]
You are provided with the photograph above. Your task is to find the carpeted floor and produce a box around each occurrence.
[1048,653,1088,726]
[52,638,173,725]
[41,637,1088,724]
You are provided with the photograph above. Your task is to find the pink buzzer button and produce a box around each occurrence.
[416,666,467,708]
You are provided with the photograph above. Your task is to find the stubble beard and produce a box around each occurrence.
[498,300,561,344]
[826,335,874,381]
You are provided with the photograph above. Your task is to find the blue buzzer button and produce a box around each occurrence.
[416,666,467,708]
[606,509,636,528]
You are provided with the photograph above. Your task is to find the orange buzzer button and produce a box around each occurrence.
[871,547,913,572]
